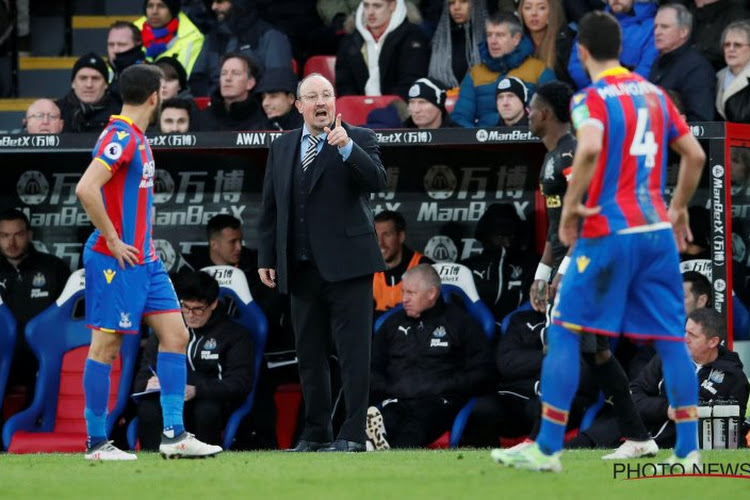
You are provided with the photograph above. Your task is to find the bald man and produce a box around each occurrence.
[24,99,64,134]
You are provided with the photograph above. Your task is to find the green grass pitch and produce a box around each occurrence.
[1,449,749,499]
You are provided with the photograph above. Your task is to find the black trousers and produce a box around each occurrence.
[136,396,228,450]
[379,397,462,448]
[289,262,373,444]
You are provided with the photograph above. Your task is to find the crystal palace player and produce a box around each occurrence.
[75,65,221,460]
[495,11,706,472]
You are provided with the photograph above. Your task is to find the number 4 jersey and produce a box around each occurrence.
[86,114,157,264]
[570,67,690,239]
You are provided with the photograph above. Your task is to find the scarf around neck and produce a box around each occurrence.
[142,17,179,59]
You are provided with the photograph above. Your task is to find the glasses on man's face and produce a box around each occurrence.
[26,112,61,121]
[180,301,209,315]
[724,41,750,50]
[300,92,334,102]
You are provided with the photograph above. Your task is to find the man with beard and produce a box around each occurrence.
[372,210,432,319]
[76,64,221,460]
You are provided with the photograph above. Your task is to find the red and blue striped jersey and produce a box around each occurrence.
[569,67,690,238]
[88,115,156,264]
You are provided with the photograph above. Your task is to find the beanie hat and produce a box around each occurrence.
[255,67,298,94]
[71,52,109,82]
[143,0,181,17]
[155,55,188,91]
[407,77,447,111]
[495,76,529,104]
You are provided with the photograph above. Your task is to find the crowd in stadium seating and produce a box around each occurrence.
[6,0,750,134]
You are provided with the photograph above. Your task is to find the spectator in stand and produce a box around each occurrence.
[451,11,554,127]
[256,67,303,131]
[692,0,749,72]
[155,56,193,100]
[682,271,712,315]
[403,77,458,128]
[717,20,750,124]
[134,0,204,75]
[367,264,495,449]
[107,22,145,83]
[649,3,716,121]
[518,0,576,85]
[567,308,749,449]
[496,76,529,126]
[567,0,658,90]
[56,53,120,133]
[336,0,430,99]
[195,53,266,131]
[134,271,254,450]
[189,0,293,97]
[372,210,433,318]
[428,0,489,89]
[23,99,64,134]
[159,97,192,133]
[0,209,70,408]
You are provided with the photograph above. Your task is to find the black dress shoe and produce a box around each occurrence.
[318,439,366,452]
[286,439,332,452]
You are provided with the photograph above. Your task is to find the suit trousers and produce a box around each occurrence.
[289,261,373,444]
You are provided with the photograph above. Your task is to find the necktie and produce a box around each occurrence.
[301,134,321,171]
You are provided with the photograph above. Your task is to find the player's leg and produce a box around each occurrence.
[145,261,221,458]
[84,329,128,455]
[582,335,657,459]
[623,229,698,461]
[82,250,140,460]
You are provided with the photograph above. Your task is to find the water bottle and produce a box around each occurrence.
[697,402,713,450]
[725,399,740,449]
[712,399,732,449]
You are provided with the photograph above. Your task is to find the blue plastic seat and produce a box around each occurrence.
[0,299,17,416]
[3,270,139,452]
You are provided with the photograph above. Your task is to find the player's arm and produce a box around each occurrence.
[531,240,554,312]
[75,160,139,268]
[549,245,573,303]
[559,124,603,246]
[668,133,706,252]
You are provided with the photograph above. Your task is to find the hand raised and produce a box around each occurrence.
[324,113,350,148]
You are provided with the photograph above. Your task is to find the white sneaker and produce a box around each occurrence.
[84,440,137,461]
[602,439,659,460]
[490,439,533,466]
[665,450,701,473]
[493,442,563,473]
[159,432,223,459]
[366,406,390,451]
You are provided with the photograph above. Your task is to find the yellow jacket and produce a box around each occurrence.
[134,12,204,75]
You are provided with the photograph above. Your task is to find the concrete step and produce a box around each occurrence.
[17,57,78,98]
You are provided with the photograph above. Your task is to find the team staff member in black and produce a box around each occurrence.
[0,209,70,405]
[134,271,254,449]
[368,264,495,449]
[258,73,387,453]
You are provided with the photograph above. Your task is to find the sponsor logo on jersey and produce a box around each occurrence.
[576,256,591,273]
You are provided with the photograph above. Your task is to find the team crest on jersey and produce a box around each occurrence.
[32,272,46,287]
[204,338,217,350]
[103,269,116,284]
[118,312,132,329]
[432,326,447,338]
[543,157,555,180]
[104,142,123,160]
[708,369,725,384]
[576,256,591,273]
